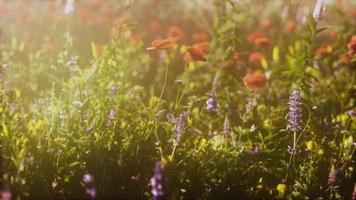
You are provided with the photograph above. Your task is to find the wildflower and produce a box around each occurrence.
[108,108,116,120]
[247,32,266,44]
[312,0,326,22]
[222,117,230,137]
[147,37,179,50]
[315,45,331,58]
[111,83,119,94]
[183,42,210,62]
[83,174,94,184]
[245,96,257,112]
[306,140,316,151]
[85,188,97,199]
[328,167,336,185]
[82,174,96,199]
[150,161,166,200]
[248,52,265,66]
[0,187,11,200]
[66,57,78,68]
[250,144,261,155]
[64,0,75,16]
[167,112,189,147]
[287,145,301,154]
[347,109,356,117]
[347,35,356,54]
[287,89,303,132]
[206,93,219,112]
[277,183,287,197]
[106,108,116,126]
[243,73,268,91]
[167,26,185,42]
[192,31,210,43]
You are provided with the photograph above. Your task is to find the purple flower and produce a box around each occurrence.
[223,117,230,137]
[111,84,119,94]
[245,96,257,112]
[206,93,219,112]
[66,57,78,68]
[287,146,301,155]
[167,112,189,147]
[287,89,303,132]
[312,0,325,22]
[82,174,96,199]
[347,109,356,117]
[328,168,336,185]
[83,174,94,184]
[0,187,11,200]
[85,188,97,199]
[150,161,166,200]
[250,144,261,155]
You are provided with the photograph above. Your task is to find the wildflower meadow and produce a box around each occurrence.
[0,0,355,199]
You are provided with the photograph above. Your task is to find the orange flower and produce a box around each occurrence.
[192,41,210,54]
[167,26,185,42]
[192,31,210,43]
[249,52,265,66]
[253,36,272,47]
[338,53,350,64]
[183,41,210,62]
[247,31,271,47]
[315,45,331,57]
[247,31,266,43]
[347,35,356,54]
[243,73,268,91]
[183,47,207,62]
[284,20,296,34]
[147,37,179,50]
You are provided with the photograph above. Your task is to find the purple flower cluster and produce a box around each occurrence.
[312,0,326,22]
[287,146,301,155]
[328,168,336,185]
[206,93,219,112]
[287,89,303,132]
[167,112,189,147]
[250,144,261,155]
[223,117,230,137]
[83,174,97,199]
[106,108,116,126]
[150,161,166,200]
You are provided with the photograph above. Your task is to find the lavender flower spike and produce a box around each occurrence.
[167,112,189,147]
[312,0,325,22]
[151,161,166,200]
[287,89,303,132]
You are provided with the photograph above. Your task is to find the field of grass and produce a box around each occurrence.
[0,0,355,199]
